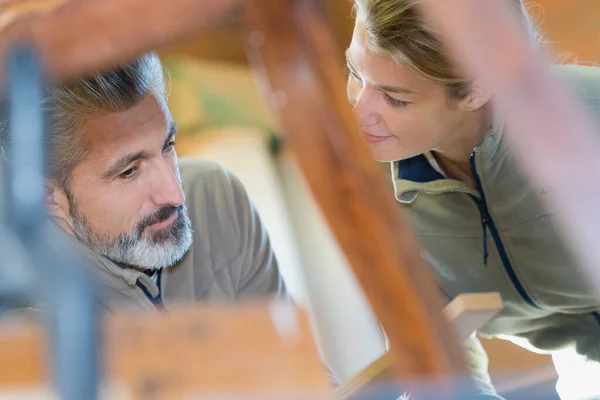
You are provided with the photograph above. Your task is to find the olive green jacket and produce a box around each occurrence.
[393,64,600,399]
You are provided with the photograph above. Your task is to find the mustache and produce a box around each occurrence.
[137,205,182,233]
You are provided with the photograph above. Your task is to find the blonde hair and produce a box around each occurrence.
[353,0,540,99]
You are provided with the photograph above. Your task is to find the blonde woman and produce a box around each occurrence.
[346,1,600,399]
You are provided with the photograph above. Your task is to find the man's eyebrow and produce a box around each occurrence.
[100,123,179,181]
[101,150,151,180]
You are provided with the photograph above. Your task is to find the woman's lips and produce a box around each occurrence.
[361,131,393,144]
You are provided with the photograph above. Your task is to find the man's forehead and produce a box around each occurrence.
[80,93,172,146]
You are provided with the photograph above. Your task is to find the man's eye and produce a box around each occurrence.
[164,141,176,152]
[119,165,138,179]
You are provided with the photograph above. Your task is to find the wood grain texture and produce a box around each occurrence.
[0,0,489,396]
[0,0,69,29]
[0,0,241,83]
[0,302,332,400]
[7,0,597,69]
[0,316,46,387]
[336,292,504,399]
[159,1,600,67]
[243,1,472,396]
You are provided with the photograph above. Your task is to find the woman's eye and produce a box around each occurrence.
[384,93,410,108]
[349,70,362,82]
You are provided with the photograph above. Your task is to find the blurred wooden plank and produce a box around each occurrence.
[481,337,557,396]
[163,1,600,66]
[159,0,355,65]
[444,292,503,341]
[335,293,503,399]
[0,0,68,25]
[244,2,470,397]
[0,301,332,399]
[0,317,46,387]
[336,353,393,400]
[0,0,242,83]
[4,0,596,77]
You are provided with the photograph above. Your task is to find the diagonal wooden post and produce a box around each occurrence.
[0,0,481,397]
[243,1,472,397]
[0,0,242,83]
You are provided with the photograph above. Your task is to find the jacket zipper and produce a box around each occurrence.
[469,152,540,310]
[116,262,164,309]
[136,269,164,309]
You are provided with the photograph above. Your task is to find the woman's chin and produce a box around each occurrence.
[368,146,410,163]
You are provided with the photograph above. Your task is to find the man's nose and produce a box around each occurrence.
[151,160,184,207]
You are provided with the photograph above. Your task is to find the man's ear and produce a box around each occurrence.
[457,81,491,112]
[45,180,74,235]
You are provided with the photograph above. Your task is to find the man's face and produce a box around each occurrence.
[64,92,192,270]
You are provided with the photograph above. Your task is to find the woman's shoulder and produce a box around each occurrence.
[551,64,600,130]
[552,64,600,103]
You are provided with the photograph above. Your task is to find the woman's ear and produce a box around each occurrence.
[458,81,491,112]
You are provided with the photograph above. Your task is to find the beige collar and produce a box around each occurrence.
[392,105,505,203]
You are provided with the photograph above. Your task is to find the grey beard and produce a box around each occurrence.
[70,203,193,270]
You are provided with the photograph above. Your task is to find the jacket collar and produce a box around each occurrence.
[392,106,505,203]
[47,220,150,288]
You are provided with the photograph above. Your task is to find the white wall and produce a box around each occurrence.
[275,147,387,380]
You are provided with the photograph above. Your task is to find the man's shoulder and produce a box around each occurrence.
[178,157,245,226]
[170,157,284,301]
[178,157,228,184]
[178,157,240,200]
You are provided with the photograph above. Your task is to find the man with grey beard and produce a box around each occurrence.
[1,53,285,311]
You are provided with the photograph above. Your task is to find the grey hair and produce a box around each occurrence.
[0,52,168,189]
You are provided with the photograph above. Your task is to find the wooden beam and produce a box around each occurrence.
[243,1,473,397]
[0,301,332,399]
[0,0,498,397]
[0,0,242,83]
[335,293,504,399]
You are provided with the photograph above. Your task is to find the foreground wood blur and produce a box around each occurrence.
[0,302,332,399]
[0,0,472,397]
[337,293,503,399]
[243,0,468,383]
[5,0,600,398]
[0,294,503,399]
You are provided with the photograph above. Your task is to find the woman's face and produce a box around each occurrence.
[346,22,475,162]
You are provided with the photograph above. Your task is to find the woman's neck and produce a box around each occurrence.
[432,104,493,188]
